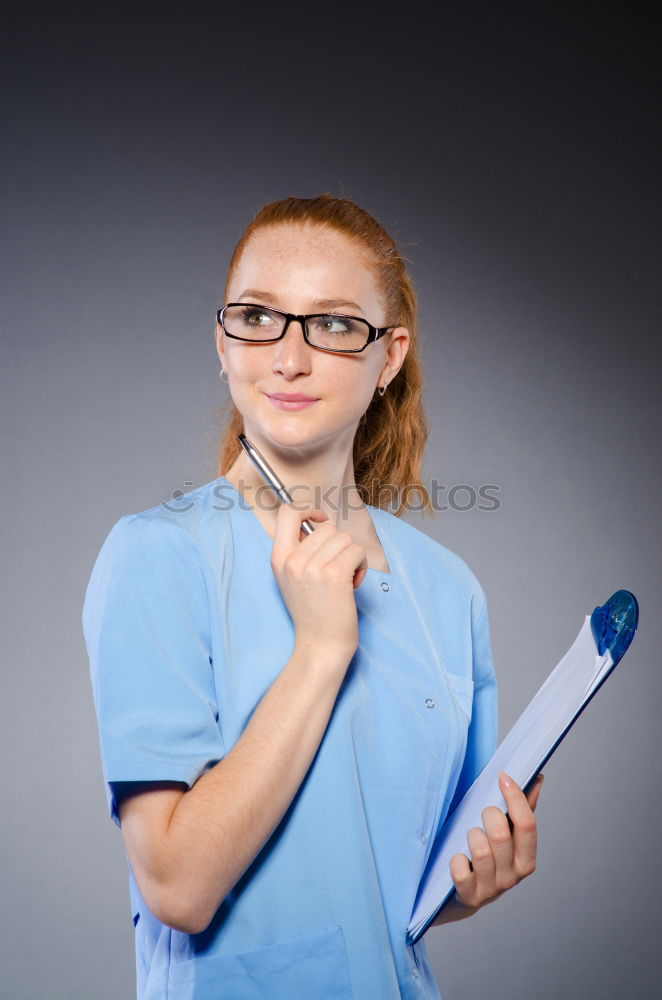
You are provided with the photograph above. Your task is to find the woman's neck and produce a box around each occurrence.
[224,450,364,529]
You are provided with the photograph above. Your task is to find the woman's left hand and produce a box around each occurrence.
[434,770,544,924]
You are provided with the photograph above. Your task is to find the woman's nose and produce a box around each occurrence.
[272,318,313,373]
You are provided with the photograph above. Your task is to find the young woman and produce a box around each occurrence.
[83,194,543,1000]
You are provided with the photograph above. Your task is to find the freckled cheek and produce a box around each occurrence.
[226,353,269,385]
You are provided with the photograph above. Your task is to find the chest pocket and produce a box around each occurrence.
[446,672,474,725]
[168,924,353,999]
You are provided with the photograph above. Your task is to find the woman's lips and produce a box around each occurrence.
[266,394,319,411]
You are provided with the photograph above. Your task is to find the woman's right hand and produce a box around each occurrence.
[269,502,369,661]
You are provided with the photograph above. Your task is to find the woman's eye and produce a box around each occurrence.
[314,316,354,335]
[241,307,273,325]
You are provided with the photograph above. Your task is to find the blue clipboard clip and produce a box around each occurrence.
[590,589,638,667]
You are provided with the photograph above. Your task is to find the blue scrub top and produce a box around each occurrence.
[82,476,498,1000]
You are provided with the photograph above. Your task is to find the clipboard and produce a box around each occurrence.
[407,589,639,945]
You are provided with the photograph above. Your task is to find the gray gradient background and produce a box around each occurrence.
[1,3,660,998]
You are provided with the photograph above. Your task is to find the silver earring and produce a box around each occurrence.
[219,366,229,384]
[377,383,387,397]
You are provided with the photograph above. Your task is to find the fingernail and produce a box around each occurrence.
[498,771,512,788]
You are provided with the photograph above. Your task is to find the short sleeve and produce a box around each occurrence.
[447,592,499,815]
[82,513,225,828]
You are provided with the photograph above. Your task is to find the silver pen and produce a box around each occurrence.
[237,433,316,535]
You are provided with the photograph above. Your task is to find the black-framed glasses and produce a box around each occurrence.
[216,302,393,354]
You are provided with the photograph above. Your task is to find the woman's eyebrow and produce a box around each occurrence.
[237,289,364,312]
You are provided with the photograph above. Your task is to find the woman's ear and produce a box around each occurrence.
[215,329,225,368]
[385,326,410,379]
